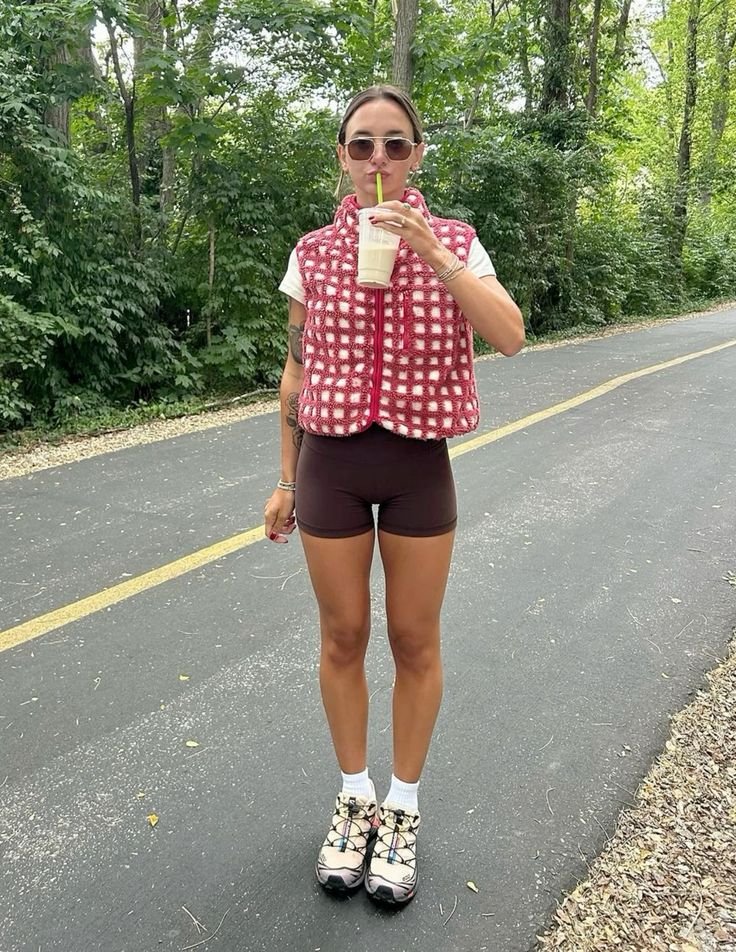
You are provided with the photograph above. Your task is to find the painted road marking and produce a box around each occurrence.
[2,338,735,654]
[452,339,736,458]
[0,528,263,653]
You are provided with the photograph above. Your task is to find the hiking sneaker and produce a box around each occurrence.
[315,785,377,893]
[365,803,420,905]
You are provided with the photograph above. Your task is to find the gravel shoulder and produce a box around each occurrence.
[0,397,279,481]
[537,613,736,952]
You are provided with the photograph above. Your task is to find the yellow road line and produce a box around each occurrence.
[0,527,263,653]
[450,339,736,459]
[2,337,735,654]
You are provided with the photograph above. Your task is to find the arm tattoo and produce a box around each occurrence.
[286,391,303,451]
[288,323,304,365]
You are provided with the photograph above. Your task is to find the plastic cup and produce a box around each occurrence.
[357,208,401,288]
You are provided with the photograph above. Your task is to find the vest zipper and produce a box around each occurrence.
[369,288,385,422]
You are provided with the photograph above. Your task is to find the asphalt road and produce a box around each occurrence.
[2,308,736,952]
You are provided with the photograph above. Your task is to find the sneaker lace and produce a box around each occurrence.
[331,796,372,854]
[374,808,417,868]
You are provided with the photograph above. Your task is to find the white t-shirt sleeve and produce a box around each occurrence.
[278,249,305,304]
[467,237,496,278]
[278,237,495,303]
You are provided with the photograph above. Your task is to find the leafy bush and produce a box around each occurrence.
[175,101,336,389]
[682,214,736,301]
[436,120,603,334]
[0,18,200,429]
[0,296,66,424]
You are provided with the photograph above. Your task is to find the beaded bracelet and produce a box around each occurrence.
[277,479,296,492]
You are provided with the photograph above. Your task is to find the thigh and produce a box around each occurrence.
[378,529,456,636]
[301,529,376,632]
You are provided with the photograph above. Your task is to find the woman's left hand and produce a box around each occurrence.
[369,201,442,264]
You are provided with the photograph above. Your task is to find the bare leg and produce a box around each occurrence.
[300,529,375,774]
[378,529,455,783]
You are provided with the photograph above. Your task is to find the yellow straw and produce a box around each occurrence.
[376,172,383,204]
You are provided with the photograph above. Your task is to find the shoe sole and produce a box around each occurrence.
[316,864,368,894]
[366,883,416,906]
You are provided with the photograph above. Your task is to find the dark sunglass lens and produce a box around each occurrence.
[348,138,374,160]
[386,138,412,160]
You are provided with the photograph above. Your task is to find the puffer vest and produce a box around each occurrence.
[295,187,480,441]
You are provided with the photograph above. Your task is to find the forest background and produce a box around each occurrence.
[1,0,734,435]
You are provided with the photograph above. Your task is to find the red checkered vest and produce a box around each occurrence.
[295,188,480,441]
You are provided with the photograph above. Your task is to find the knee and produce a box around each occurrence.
[388,621,441,674]
[320,617,370,668]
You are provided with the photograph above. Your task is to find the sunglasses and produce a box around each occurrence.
[345,136,416,162]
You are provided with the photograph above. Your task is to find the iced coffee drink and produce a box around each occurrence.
[358,208,401,288]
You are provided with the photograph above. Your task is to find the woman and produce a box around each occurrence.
[264,85,524,906]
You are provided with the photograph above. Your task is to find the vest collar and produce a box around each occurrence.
[334,187,432,232]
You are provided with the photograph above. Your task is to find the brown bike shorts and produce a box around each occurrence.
[295,424,457,538]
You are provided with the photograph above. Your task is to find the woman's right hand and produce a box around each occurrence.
[264,489,297,544]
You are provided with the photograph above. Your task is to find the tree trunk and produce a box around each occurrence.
[585,0,603,114]
[464,83,485,129]
[541,0,572,113]
[43,10,104,147]
[169,1,221,250]
[612,0,633,65]
[43,46,71,145]
[160,8,178,217]
[207,222,215,348]
[664,37,677,147]
[673,0,701,261]
[537,0,575,327]
[464,1,507,127]
[519,0,534,112]
[134,1,164,67]
[392,0,419,91]
[699,6,736,206]
[134,1,175,218]
[78,28,111,151]
[105,16,142,243]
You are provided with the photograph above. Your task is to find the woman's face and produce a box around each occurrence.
[338,98,424,207]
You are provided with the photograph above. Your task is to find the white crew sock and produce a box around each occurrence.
[341,768,374,799]
[384,774,419,813]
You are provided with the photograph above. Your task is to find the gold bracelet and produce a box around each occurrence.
[443,260,465,282]
[435,252,465,283]
[434,252,458,281]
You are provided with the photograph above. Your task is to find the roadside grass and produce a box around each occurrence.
[2,296,734,459]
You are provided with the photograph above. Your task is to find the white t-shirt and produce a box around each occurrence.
[278,237,496,304]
